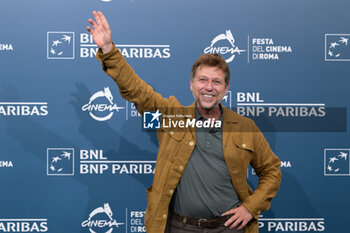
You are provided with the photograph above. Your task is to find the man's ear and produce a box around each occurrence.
[224,82,230,95]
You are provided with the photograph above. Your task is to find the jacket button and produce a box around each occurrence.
[189,141,194,146]
[169,189,174,194]
[179,166,184,171]
[170,130,174,135]
[242,144,246,148]
[162,214,167,219]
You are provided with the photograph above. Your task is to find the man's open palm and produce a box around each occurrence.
[87,11,113,53]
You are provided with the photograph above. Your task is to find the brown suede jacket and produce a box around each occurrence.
[96,45,282,233]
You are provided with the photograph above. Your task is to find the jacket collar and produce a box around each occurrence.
[222,105,239,123]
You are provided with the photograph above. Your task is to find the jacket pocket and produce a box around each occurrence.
[233,140,254,170]
[234,140,254,153]
[163,127,186,141]
[158,128,186,162]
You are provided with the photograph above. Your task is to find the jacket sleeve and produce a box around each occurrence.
[242,120,282,220]
[96,44,168,113]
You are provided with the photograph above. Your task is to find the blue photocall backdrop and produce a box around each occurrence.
[0,0,349,232]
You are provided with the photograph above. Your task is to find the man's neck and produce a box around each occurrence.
[196,103,222,121]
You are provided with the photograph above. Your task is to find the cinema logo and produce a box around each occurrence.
[129,211,146,233]
[0,160,13,168]
[250,38,292,61]
[203,31,292,62]
[204,30,246,63]
[80,33,171,59]
[80,150,156,175]
[0,43,14,51]
[82,87,125,121]
[82,207,147,233]
[249,160,291,178]
[82,203,124,233]
[0,218,48,232]
[0,102,48,116]
[259,216,325,232]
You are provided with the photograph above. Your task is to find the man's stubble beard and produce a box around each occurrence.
[197,98,221,111]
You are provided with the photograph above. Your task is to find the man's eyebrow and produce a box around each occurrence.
[197,76,223,80]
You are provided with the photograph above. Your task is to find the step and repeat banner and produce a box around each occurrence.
[1,0,349,232]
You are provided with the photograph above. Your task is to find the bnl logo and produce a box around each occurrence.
[47,148,74,175]
[47,32,75,59]
[324,149,350,176]
[143,110,161,129]
[222,90,232,109]
[325,34,350,61]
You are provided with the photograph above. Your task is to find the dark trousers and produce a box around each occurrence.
[164,216,245,233]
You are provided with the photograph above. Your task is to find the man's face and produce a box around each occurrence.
[190,65,229,110]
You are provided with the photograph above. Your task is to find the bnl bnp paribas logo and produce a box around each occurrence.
[47,32,74,59]
[47,31,171,59]
[82,87,125,121]
[47,148,74,175]
[82,203,124,233]
[0,218,48,232]
[324,149,350,176]
[325,34,350,61]
[204,30,246,63]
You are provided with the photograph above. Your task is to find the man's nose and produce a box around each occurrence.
[205,81,214,91]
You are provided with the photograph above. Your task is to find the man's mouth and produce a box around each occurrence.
[202,94,214,98]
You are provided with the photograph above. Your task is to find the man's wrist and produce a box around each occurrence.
[101,43,114,54]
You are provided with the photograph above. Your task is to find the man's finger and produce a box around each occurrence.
[229,217,242,229]
[87,26,94,34]
[98,11,111,31]
[224,214,238,227]
[94,11,103,28]
[92,11,98,23]
[222,208,237,216]
[88,19,98,30]
[237,219,249,231]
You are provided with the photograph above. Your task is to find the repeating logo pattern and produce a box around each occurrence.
[0,43,13,51]
[204,30,245,63]
[82,87,125,121]
[325,34,350,61]
[47,148,74,175]
[324,149,350,176]
[81,203,124,233]
[47,32,75,59]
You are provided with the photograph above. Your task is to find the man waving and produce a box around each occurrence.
[87,11,281,233]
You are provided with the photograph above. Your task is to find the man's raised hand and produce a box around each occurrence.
[87,11,113,54]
